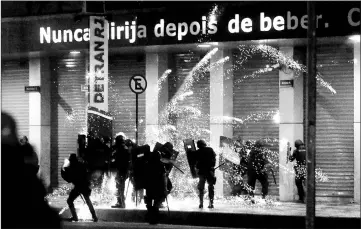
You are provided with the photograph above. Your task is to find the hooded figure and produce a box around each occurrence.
[289,139,306,203]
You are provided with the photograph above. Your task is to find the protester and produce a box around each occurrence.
[195,140,217,209]
[65,153,98,222]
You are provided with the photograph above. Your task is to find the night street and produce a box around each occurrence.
[1,1,360,229]
[62,221,243,229]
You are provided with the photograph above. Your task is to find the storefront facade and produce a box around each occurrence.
[2,2,360,203]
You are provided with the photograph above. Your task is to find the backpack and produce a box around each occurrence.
[61,156,76,183]
[61,166,73,183]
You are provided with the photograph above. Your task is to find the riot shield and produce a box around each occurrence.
[87,106,113,139]
[183,139,198,178]
[131,144,151,190]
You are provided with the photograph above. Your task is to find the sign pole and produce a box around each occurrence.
[136,93,139,145]
[129,74,147,146]
[306,1,316,229]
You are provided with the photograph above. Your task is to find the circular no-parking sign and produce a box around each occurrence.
[129,75,147,94]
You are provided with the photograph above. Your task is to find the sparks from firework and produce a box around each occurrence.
[234,44,337,94]
[156,48,218,145]
[63,42,334,206]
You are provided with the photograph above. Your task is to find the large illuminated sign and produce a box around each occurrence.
[2,2,359,53]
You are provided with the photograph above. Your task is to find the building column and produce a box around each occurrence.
[29,55,51,188]
[354,40,360,203]
[145,52,169,147]
[278,47,304,201]
[210,49,233,197]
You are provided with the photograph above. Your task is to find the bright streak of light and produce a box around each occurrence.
[159,48,218,123]
[349,35,360,42]
[197,44,211,48]
[273,112,280,124]
[236,44,337,94]
[58,206,68,215]
[178,91,194,101]
[77,204,92,220]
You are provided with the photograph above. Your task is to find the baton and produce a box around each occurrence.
[159,153,184,174]
[214,162,227,170]
[80,194,86,204]
[172,164,184,174]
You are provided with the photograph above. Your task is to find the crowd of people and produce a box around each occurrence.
[2,111,307,227]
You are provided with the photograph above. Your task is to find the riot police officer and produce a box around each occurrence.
[289,139,306,203]
[111,135,131,208]
[144,142,175,224]
[195,140,216,209]
[247,139,269,202]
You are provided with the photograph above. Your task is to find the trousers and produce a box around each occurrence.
[67,185,97,220]
[247,170,269,198]
[197,171,216,200]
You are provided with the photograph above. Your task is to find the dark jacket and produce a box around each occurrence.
[145,150,168,199]
[196,147,216,175]
[247,148,267,174]
[114,143,130,176]
[68,158,91,193]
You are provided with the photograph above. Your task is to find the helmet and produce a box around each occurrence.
[196,140,207,148]
[163,142,174,151]
[295,139,304,149]
[115,132,127,139]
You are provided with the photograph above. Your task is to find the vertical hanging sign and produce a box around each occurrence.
[89,16,109,112]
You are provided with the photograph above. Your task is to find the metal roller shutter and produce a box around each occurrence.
[168,53,210,146]
[108,55,146,144]
[233,50,280,197]
[50,53,87,187]
[315,44,354,201]
[1,59,29,138]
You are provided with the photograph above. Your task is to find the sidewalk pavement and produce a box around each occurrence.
[48,195,360,228]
